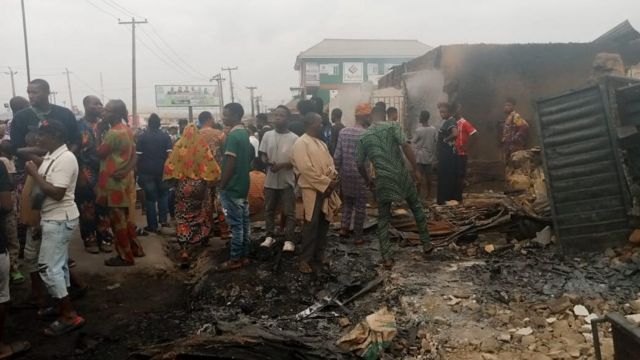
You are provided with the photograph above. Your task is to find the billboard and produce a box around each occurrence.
[155,85,220,107]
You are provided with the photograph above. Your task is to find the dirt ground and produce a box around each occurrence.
[7,200,639,360]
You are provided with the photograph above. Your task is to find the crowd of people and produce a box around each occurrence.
[0,78,529,354]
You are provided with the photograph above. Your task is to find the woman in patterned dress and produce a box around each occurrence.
[164,124,220,263]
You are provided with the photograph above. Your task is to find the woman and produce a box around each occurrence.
[164,124,220,263]
[96,100,143,266]
[436,102,459,205]
[24,119,84,336]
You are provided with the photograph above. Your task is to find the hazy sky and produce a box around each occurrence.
[1,0,639,116]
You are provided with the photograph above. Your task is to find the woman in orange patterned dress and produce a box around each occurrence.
[164,124,220,262]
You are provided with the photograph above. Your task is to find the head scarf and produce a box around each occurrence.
[163,124,221,181]
[355,103,372,116]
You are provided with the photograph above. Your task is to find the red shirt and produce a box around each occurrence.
[455,118,477,156]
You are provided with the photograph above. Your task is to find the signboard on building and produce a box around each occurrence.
[343,62,364,83]
[305,62,320,86]
[320,63,339,75]
[367,63,379,77]
[155,85,220,107]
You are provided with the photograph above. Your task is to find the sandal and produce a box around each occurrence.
[241,258,251,266]
[10,271,25,285]
[298,261,313,274]
[354,239,365,245]
[216,260,243,272]
[179,250,189,263]
[136,228,149,237]
[383,259,395,270]
[37,306,59,319]
[338,228,350,238]
[84,239,100,254]
[104,257,134,267]
[43,316,85,336]
[423,244,435,255]
[0,340,31,359]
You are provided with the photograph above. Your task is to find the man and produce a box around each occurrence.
[412,111,437,201]
[374,101,386,115]
[75,95,112,253]
[255,113,272,143]
[198,111,225,161]
[291,113,340,274]
[10,79,80,162]
[329,108,344,156]
[436,102,459,205]
[357,106,433,269]
[290,100,313,136]
[334,103,369,244]
[502,97,529,164]
[387,107,399,122]
[218,103,253,271]
[25,120,84,335]
[454,109,477,201]
[198,111,229,239]
[137,113,173,233]
[258,105,298,252]
[0,160,30,356]
[2,96,29,142]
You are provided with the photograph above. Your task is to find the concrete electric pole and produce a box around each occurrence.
[21,0,31,82]
[50,91,58,104]
[3,67,18,97]
[63,68,74,109]
[246,86,257,117]
[100,72,105,103]
[221,66,238,103]
[119,17,148,123]
[209,73,225,111]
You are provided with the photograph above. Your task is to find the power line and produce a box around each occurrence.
[85,0,119,19]
[148,24,208,78]
[72,73,101,95]
[100,0,142,18]
[138,28,205,80]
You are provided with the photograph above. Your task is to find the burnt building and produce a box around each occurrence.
[378,21,640,169]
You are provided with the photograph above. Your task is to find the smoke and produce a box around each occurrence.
[402,69,447,135]
[328,82,375,127]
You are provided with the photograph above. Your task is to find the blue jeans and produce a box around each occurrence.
[39,218,78,299]
[138,174,169,230]
[219,191,250,260]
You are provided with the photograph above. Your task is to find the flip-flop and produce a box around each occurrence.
[43,316,85,336]
[215,260,243,272]
[104,257,134,267]
[37,306,59,319]
[0,340,31,359]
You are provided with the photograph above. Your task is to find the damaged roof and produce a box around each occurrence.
[294,39,432,70]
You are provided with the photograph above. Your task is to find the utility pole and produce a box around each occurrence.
[246,86,257,117]
[221,66,238,103]
[50,91,58,105]
[119,17,148,124]
[99,72,104,103]
[3,67,17,97]
[209,73,225,111]
[255,95,262,114]
[21,0,31,82]
[63,68,74,109]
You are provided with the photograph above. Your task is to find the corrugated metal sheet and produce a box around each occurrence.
[536,84,630,252]
[617,83,640,126]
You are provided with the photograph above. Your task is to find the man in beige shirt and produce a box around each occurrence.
[291,113,340,274]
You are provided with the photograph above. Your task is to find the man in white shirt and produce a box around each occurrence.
[258,106,299,252]
[24,119,84,336]
[412,111,437,201]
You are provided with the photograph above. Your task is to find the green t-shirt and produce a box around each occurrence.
[222,126,252,199]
